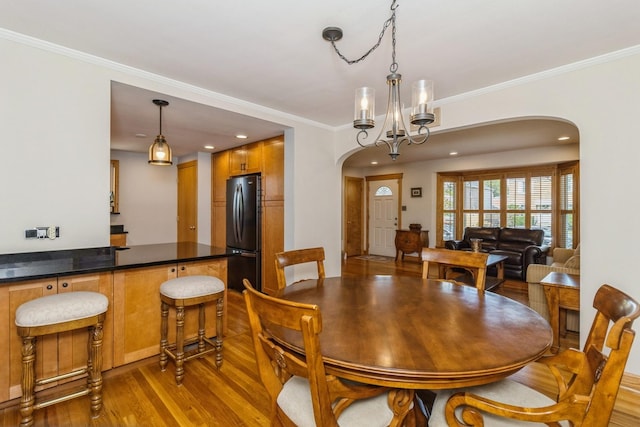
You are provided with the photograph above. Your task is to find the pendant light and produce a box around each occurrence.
[148,99,173,165]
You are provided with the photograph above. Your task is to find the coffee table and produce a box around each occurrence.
[540,272,580,352]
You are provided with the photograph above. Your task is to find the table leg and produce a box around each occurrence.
[542,286,560,353]
[496,261,504,280]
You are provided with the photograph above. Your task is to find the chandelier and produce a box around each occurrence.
[148,99,173,165]
[322,0,434,160]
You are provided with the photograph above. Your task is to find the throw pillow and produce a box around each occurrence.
[564,255,580,269]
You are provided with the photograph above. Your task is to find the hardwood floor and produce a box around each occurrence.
[0,256,635,426]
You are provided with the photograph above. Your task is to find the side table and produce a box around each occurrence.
[540,272,580,353]
[394,229,429,261]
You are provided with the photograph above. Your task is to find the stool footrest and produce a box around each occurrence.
[35,367,88,387]
[164,336,220,362]
[34,386,90,411]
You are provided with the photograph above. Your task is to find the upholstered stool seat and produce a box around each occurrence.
[15,291,109,427]
[159,275,225,385]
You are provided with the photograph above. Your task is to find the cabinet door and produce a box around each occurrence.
[178,259,228,335]
[6,279,58,400]
[212,151,230,203]
[57,273,114,374]
[211,151,229,246]
[261,202,284,295]
[113,265,176,366]
[262,137,284,201]
[229,142,262,175]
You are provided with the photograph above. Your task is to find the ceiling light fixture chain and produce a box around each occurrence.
[323,0,397,67]
[322,0,435,161]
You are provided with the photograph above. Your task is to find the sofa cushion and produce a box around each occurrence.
[564,255,580,269]
[499,228,544,245]
[464,227,500,242]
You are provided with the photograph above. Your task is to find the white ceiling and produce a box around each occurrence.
[2,1,639,165]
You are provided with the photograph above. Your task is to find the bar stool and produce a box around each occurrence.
[15,291,109,427]
[159,275,225,385]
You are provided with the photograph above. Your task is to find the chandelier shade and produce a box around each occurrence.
[323,0,435,160]
[148,99,173,166]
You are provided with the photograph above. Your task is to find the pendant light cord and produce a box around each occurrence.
[328,0,399,73]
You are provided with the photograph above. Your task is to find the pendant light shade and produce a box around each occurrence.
[149,99,173,165]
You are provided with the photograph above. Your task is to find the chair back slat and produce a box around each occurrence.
[275,247,326,292]
[421,248,488,291]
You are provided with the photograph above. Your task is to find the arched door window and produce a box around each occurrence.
[375,186,393,196]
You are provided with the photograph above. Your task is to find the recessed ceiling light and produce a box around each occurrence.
[204,145,215,150]
[236,134,248,139]
[135,133,147,138]
[371,161,378,165]
[558,136,570,141]
[449,151,458,156]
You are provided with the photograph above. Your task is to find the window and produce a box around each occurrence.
[375,186,392,196]
[436,162,579,248]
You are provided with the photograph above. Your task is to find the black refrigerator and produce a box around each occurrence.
[226,174,261,292]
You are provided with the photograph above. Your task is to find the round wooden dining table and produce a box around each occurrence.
[272,275,552,424]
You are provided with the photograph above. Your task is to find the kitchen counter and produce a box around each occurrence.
[0,243,229,283]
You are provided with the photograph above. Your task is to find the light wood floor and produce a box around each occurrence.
[0,256,635,426]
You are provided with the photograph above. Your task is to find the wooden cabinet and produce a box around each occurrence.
[110,233,127,247]
[395,230,429,261]
[211,136,284,294]
[262,136,284,201]
[2,272,113,402]
[112,259,227,367]
[229,141,262,176]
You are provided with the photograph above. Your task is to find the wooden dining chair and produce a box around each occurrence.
[242,279,418,427]
[421,248,489,291]
[274,247,325,292]
[428,284,640,427]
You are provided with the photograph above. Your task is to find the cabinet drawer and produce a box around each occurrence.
[559,288,580,310]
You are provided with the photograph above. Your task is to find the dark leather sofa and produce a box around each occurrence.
[444,227,549,281]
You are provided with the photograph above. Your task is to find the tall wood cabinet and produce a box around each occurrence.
[1,272,113,401]
[211,136,284,295]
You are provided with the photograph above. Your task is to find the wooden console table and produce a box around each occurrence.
[395,229,429,261]
[540,272,580,353]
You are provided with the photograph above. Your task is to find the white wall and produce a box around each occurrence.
[337,48,640,374]
[1,37,111,252]
[2,31,640,375]
[110,150,177,245]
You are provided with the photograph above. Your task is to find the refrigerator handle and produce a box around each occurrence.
[233,183,244,242]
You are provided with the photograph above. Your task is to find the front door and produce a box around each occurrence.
[368,178,400,257]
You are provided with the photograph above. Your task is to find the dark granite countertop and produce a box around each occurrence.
[0,243,230,284]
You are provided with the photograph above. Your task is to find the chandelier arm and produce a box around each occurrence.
[356,130,371,147]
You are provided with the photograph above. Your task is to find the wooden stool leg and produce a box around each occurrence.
[197,303,206,354]
[159,301,169,371]
[175,306,185,385]
[215,297,224,369]
[88,322,104,418]
[19,336,36,427]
